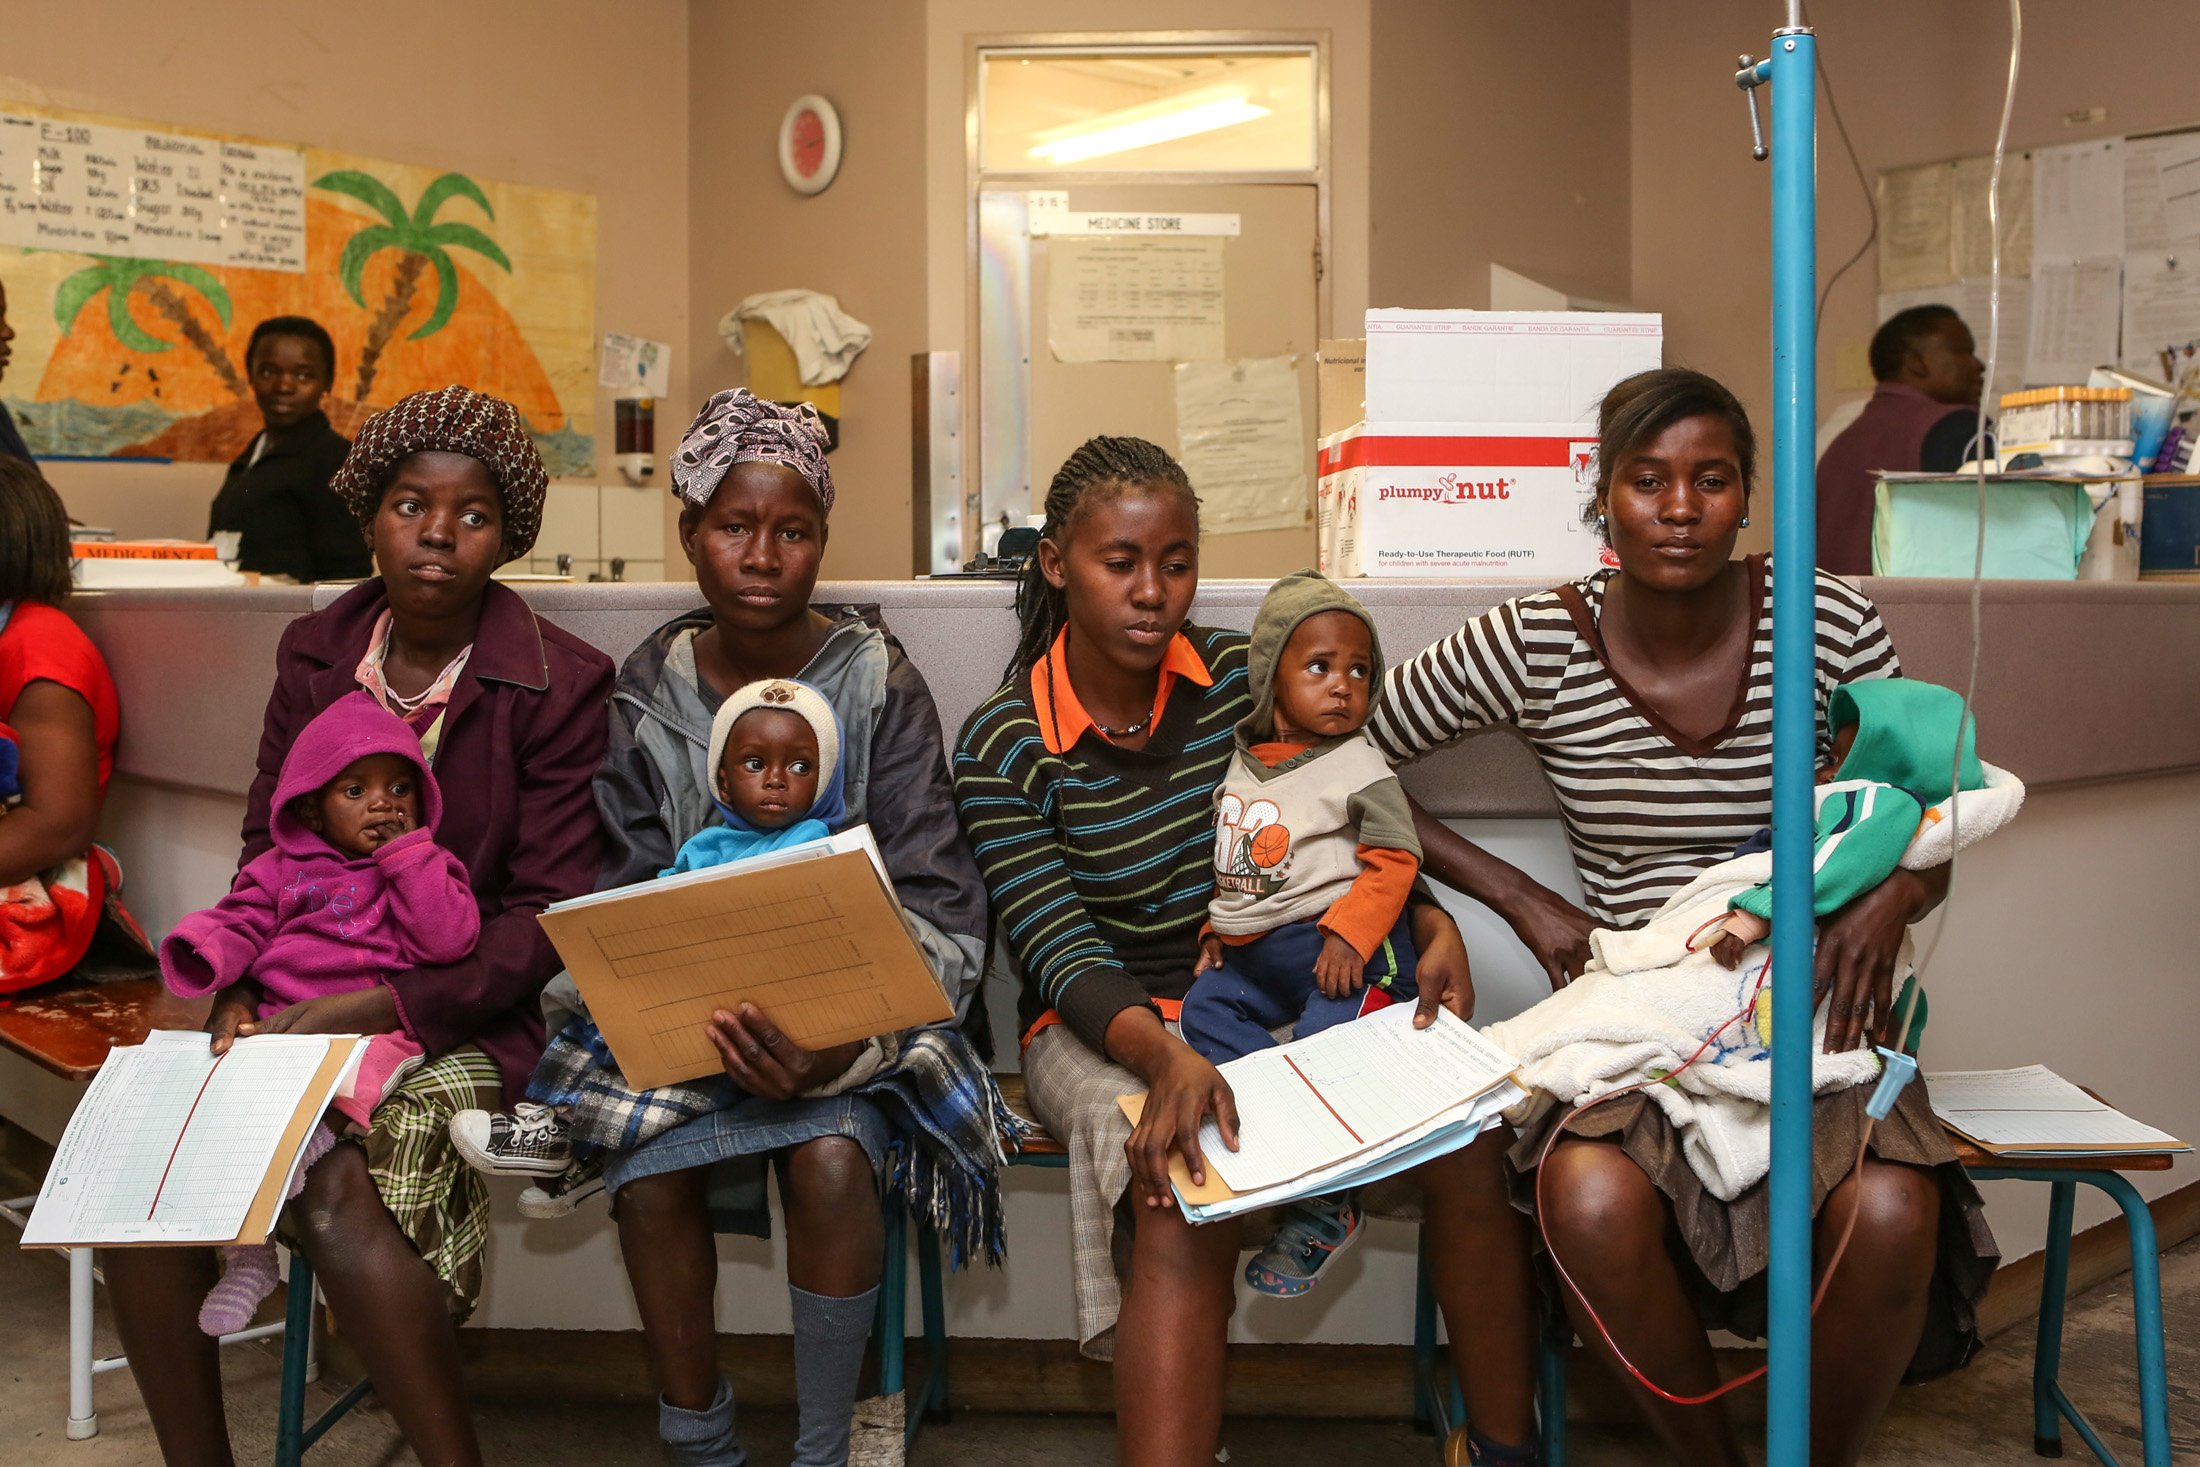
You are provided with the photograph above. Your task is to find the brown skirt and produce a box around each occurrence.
[1509,1077,1999,1383]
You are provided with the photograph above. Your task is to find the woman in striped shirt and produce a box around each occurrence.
[1371,369,1996,1467]
[955,438,1540,1467]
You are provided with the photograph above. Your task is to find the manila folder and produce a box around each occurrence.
[537,848,951,1091]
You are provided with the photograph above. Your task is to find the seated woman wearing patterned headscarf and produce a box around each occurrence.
[103,386,616,1467]
[451,389,998,1467]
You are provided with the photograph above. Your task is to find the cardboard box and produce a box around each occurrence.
[1318,423,1617,580]
[1364,309,1662,424]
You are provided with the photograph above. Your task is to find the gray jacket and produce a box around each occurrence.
[544,604,987,1034]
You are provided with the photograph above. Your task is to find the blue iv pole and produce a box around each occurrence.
[1736,9,1815,1463]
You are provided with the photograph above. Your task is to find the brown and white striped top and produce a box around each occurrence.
[1367,556,1901,928]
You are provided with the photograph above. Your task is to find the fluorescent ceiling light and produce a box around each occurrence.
[1028,94,1271,164]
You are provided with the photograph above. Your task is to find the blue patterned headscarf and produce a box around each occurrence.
[670,388,834,515]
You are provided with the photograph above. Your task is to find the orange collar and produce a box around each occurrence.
[1030,628,1212,754]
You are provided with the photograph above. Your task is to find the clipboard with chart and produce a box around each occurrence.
[21,1031,367,1250]
[535,825,952,1092]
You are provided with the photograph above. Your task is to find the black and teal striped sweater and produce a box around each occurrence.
[953,624,1251,1052]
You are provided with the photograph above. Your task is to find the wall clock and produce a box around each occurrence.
[778,94,843,196]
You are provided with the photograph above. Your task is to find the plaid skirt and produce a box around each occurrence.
[282,1046,502,1321]
[1023,1022,1421,1361]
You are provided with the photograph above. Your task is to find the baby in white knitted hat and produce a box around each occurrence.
[449,679,847,1185]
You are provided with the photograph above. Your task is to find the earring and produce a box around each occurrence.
[1740,516,1752,528]
[1595,513,1608,534]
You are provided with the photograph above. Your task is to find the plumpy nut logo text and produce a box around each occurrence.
[1377,474,1517,504]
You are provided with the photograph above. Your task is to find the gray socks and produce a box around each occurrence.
[790,1283,879,1467]
[659,1376,746,1467]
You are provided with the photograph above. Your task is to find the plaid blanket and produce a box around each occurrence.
[531,1018,1031,1268]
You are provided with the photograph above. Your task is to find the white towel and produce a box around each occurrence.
[718,290,874,387]
[1485,762,2024,1200]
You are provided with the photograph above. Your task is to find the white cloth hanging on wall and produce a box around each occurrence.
[717,290,874,387]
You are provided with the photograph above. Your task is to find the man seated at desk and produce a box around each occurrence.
[1818,303,1988,575]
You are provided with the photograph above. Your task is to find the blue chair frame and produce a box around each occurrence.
[1968,1167,2172,1467]
[1410,1230,1568,1465]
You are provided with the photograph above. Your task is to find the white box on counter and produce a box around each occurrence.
[1317,423,1618,581]
[1364,309,1662,424]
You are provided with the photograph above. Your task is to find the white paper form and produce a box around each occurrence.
[1927,1064,2188,1154]
[1046,236,1224,363]
[1876,163,1956,291]
[1197,1005,1518,1193]
[1173,356,1309,533]
[23,1031,361,1247]
[2120,254,2200,378]
[2032,140,2125,265]
[2026,259,2123,385]
[2122,132,2200,253]
[2154,135,2200,246]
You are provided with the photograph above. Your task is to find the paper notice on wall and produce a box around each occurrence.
[1047,236,1224,363]
[2032,140,2124,264]
[2026,259,2123,384]
[1877,163,1956,290]
[1950,153,2032,280]
[2156,137,2200,246]
[600,331,673,397]
[2122,132,2198,253]
[2120,254,2200,377]
[1174,357,1309,533]
[0,111,307,269]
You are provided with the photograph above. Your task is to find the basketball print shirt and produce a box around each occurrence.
[1206,731,1419,938]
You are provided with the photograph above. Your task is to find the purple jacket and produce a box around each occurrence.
[164,693,479,1011]
[238,580,615,1097]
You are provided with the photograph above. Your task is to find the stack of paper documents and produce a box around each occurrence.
[1120,1005,1525,1223]
[23,1031,366,1249]
[1928,1065,2190,1157]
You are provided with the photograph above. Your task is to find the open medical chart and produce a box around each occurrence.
[1118,1004,1522,1207]
[22,1031,365,1248]
[1928,1064,2189,1156]
[537,825,952,1091]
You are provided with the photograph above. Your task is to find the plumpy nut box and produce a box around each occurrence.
[1317,423,1619,580]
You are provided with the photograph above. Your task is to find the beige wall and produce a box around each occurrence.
[0,0,691,549]
[1369,0,1632,311]
[1630,0,2200,552]
[684,0,931,582]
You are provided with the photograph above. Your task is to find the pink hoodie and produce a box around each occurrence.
[161,692,480,1016]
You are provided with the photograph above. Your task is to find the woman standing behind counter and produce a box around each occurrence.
[207,316,368,583]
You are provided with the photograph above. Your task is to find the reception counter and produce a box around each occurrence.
[37,577,2200,1343]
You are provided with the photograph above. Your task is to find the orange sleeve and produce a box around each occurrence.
[1318,845,1421,961]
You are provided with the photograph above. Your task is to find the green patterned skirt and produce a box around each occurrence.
[283,1046,502,1320]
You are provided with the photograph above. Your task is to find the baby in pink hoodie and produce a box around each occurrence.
[161,691,479,1335]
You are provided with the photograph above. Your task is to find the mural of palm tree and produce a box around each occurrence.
[314,170,511,402]
[53,257,248,398]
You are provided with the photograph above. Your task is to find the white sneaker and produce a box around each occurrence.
[517,1158,608,1219]
[448,1101,571,1177]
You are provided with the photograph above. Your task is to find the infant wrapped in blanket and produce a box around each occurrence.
[1485,678,2024,1201]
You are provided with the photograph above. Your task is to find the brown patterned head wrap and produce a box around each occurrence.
[330,385,550,564]
[670,388,834,515]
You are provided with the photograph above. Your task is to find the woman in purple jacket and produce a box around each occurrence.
[104,387,615,1467]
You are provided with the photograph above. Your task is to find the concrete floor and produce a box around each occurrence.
[4,1185,2191,1465]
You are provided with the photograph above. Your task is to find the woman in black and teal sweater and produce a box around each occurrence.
[953,438,1541,1467]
